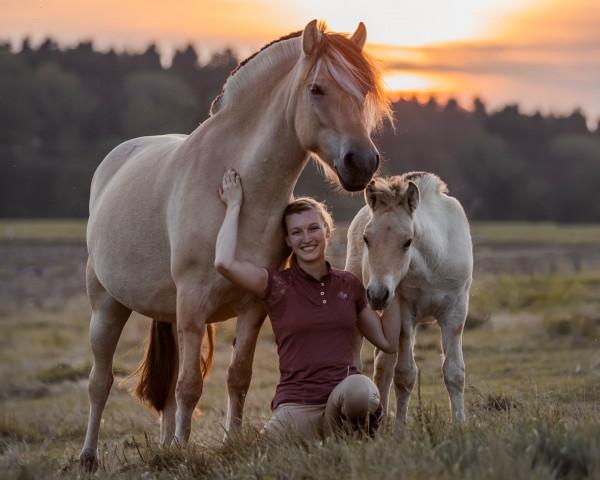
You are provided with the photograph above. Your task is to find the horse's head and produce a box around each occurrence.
[288,20,391,192]
[362,176,420,310]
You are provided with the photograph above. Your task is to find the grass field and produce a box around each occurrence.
[0,221,599,479]
[2,219,600,245]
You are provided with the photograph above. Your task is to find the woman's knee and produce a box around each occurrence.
[340,375,380,418]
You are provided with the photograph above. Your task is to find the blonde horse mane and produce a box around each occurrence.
[368,172,448,207]
[210,21,391,133]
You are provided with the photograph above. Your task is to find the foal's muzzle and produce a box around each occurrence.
[366,285,391,311]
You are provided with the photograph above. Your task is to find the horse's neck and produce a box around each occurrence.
[412,203,445,265]
[211,40,308,208]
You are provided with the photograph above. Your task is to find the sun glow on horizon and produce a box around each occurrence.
[0,0,598,126]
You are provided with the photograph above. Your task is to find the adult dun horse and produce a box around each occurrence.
[345,172,472,425]
[80,20,390,469]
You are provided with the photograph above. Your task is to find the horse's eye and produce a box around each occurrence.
[363,235,369,247]
[403,239,412,249]
[309,83,324,96]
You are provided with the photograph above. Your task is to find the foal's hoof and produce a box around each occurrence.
[79,450,99,473]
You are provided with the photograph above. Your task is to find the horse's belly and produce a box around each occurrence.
[89,233,177,319]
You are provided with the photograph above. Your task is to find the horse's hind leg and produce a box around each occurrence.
[225,302,266,437]
[80,263,132,471]
[439,298,468,423]
[160,322,179,444]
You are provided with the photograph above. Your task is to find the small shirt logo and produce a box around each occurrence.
[338,291,348,300]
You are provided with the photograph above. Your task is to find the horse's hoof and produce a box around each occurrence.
[79,449,99,473]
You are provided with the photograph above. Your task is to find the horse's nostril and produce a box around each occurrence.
[343,151,356,170]
[382,289,389,303]
[374,153,380,172]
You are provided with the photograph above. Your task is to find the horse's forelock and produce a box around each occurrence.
[210,23,392,129]
[302,29,392,132]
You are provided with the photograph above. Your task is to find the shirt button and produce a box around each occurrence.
[322,300,327,304]
[320,291,324,296]
[321,282,324,286]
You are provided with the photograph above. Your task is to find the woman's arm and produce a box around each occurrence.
[356,299,400,354]
[214,169,268,298]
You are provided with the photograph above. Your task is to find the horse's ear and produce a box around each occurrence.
[365,180,378,210]
[302,19,321,56]
[406,181,420,214]
[349,22,367,51]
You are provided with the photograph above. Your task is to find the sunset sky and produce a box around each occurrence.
[2,0,599,128]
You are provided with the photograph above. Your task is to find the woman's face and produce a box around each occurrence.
[284,209,330,263]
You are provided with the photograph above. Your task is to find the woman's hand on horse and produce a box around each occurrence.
[219,169,243,208]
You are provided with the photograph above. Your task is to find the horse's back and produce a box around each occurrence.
[90,134,187,207]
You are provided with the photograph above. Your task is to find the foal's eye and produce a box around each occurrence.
[309,83,324,96]
[403,239,413,249]
[363,235,369,247]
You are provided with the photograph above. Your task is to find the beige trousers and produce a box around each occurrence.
[262,374,382,439]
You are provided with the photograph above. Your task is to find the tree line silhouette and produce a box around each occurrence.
[1,38,598,222]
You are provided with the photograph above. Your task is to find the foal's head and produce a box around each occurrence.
[362,176,420,310]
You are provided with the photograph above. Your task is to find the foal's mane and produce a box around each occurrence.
[210,21,391,131]
[369,172,448,207]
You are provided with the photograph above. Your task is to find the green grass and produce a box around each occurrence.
[0,223,599,478]
[1,268,599,479]
[470,221,600,244]
[0,219,87,242]
[2,219,599,244]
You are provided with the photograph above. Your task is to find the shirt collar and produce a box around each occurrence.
[291,258,332,283]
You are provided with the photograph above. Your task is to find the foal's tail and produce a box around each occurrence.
[122,320,215,412]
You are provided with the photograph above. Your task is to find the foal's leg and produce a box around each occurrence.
[373,297,400,423]
[224,302,266,437]
[160,322,179,444]
[393,306,418,425]
[373,349,396,423]
[439,297,468,423]
[80,263,132,471]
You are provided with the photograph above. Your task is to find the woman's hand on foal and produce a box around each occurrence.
[219,169,243,208]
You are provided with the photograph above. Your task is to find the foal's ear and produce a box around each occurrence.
[302,19,321,56]
[349,22,367,51]
[405,181,420,214]
[365,179,378,210]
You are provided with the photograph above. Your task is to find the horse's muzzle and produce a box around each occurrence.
[336,149,380,192]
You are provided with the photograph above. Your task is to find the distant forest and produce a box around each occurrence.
[1,38,599,222]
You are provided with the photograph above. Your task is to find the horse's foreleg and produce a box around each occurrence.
[393,311,417,425]
[224,303,266,437]
[160,322,179,444]
[80,265,131,472]
[174,292,208,443]
[439,299,468,423]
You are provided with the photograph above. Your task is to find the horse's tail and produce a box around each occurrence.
[122,320,216,412]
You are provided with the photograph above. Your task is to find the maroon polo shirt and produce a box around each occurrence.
[263,261,368,410]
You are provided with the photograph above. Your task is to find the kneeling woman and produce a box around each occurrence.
[215,169,399,439]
